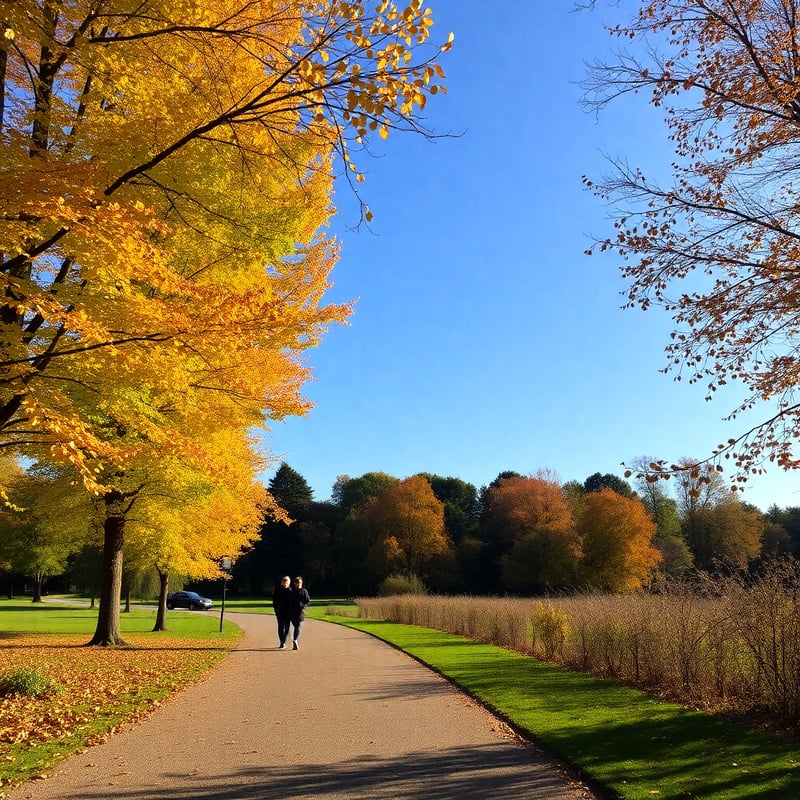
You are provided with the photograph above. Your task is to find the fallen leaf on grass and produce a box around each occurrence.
[1,633,229,752]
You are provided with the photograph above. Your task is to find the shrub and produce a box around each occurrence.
[531,602,569,661]
[0,666,63,698]
[378,573,428,596]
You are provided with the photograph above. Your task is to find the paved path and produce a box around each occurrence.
[9,613,599,800]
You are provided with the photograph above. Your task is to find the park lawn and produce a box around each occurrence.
[218,596,271,614]
[325,615,800,800]
[0,599,241,794]
[222,596,356,615]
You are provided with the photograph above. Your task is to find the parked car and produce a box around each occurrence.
[166,591,213,611]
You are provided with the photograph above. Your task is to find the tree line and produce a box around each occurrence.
[2,456,794,602]
[217,460,795,598]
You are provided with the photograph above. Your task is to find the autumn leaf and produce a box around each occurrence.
[0,633,237,757]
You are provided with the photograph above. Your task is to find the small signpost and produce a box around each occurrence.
[219,557,232,633]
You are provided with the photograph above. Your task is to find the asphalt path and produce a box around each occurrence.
[9,612,599,800]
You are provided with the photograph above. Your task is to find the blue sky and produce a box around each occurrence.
[261,1,800,512]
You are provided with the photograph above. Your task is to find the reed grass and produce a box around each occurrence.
[355,560,800,733]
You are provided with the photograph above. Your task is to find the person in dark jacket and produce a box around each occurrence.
[288,576,311,650]
[272,576,293,649]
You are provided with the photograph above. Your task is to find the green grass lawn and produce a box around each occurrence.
[221,596,355,615]
[0,598,240,637]
[324,614,800,800]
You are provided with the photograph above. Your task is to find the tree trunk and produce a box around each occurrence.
[31,573,44,602]
[88,502,127,646]
[153,570,168,632]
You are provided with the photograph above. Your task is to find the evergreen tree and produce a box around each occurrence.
[269,463,314,520]
[583,472,635,498]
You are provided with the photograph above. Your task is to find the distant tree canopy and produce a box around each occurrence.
[766,505,800,557]
[332,473,400,517]
[488,475,581,593]
[578,489,661,592]
[419,474,479,544]
[223,462,787,596]
[7,459,790,602]
[361,475,450,582]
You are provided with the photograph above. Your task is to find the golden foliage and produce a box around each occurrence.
[0,1,450,640]
[0,0,450,493]
[578,488,661,592]
[362,474,450,577]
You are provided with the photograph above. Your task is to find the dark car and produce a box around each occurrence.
[166,591,213,611]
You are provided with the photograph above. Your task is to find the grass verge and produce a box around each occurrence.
[220,596,355,615]
[324,614,800,800]
[0,598,241,795]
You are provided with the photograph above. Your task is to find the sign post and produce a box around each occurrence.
[219,557,232,633]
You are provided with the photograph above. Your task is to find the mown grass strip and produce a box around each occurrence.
[0,599,240,637]
[222,596,355,616]
[326,615,800,800]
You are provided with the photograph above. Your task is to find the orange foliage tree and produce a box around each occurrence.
[584,0,800,486]
[578,488,661,592]
[484,474,581,592]
[362,475,450,582]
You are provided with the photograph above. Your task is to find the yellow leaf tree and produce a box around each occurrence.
[674,462,763,569]
[0,1,451,642]
[0,462,94,602]
[123,431,272,632]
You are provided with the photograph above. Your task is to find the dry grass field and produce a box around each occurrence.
[356,561,800,734]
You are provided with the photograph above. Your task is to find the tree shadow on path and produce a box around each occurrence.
[49,744,597,800]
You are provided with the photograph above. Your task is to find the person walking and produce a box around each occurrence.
[288,576,311,650]
[272,576,293,649]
